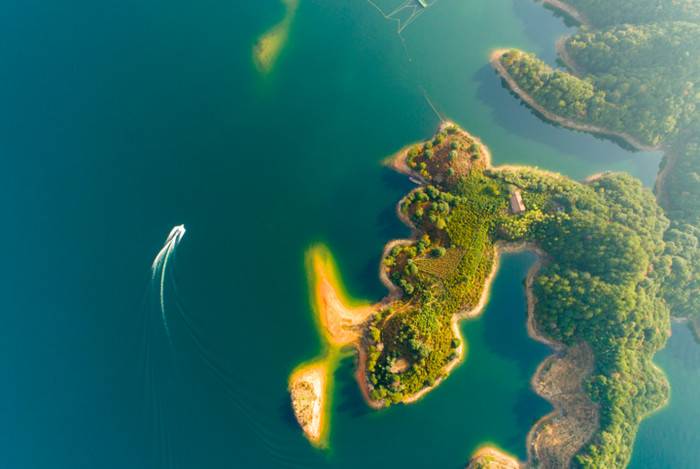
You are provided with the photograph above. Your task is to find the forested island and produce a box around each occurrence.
[291,122,672,468]
[494,0,700,342]
[289,1,699,465]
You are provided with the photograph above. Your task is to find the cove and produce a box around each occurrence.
[630,325,700,469]
[322,251,550,467]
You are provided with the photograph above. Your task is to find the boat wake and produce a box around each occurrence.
[143,225,313,466]
[151,225,186,342]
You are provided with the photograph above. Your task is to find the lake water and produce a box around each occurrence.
[0,0,691,467]
[630,324,700,469]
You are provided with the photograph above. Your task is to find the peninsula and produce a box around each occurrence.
[290,121,671,468]
[490,0,700,350]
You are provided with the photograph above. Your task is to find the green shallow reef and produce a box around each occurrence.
[361,123,670,468]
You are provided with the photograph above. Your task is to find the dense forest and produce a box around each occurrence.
[496,1,700,339]
[502,169,671,468]
[367,126,495,402]
[499,21,700,147]
[566,0,700,27]
[369,125,671,468]
[658,133,700,323]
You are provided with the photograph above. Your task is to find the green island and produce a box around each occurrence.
[285,1,700,465]
[492,0,700,343]
[373,123,669,468]
[291,120,672,468]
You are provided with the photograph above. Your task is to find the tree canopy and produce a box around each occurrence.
[496,1,700,333]
[370,126,671,468]
[500,20,700,147]
[568,0,700,27]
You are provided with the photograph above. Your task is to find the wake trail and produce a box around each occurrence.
[145,225,312,466]
[165,295,311,465]
[151,225,186,343]
[142,227,185,467]
[168,304,300,460]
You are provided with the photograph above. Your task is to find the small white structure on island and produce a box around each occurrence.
[510,189,526,214]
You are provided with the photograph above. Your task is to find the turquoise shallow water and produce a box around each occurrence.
[630,325,700,469]
[0,0,692,467]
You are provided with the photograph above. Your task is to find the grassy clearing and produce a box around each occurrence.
[415,248,465,280]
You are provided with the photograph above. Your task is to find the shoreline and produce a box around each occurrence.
[555,36,585,76]
[289,360,329,447]
[489,49,662,153]
[289,246,380,444]
[442,119,493,166]
[403,241,549,405]
[540,0,590,26]
[294,122,601,461]
[466,446,522,469]
[654,147,678,209]
[692,317,700,342]
[402,241,499,404]
[462,241,599,468]
[522,258,599,467]
[386,120,493,176]
[359,122,498,408]
[489,40,677,466]
[308,246,377,348]
[380,123,602,465]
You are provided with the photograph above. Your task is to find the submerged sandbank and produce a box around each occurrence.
[253,0,299,74]
[289,244,378,445]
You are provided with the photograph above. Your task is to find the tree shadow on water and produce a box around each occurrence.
[473,64,640,166]
[333,356,373,419]
[510,0,579,62]
[378,167,414,231]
